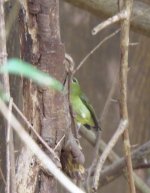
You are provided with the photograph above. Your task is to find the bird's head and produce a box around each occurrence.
[70,78,81,96]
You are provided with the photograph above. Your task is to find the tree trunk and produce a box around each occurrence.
[16,1,69,193]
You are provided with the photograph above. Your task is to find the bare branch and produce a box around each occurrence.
[0,164,6,185]
[54,135,65,151]
[100,69,118,124]
[92,119,128,191]
[100,141,150,186]
[119,0,136,192]
[132,174,150,193]
[0,0,7,65]
[65,0,150,38]
[73,29,120,75]
[0,0,9,92]
[6,98,13,193]
[80,127,150,193]
[79,127,118,162]
[0,1,10,193]
[12,101,59,161]
[92,10,126,35]
[134,163,150,170]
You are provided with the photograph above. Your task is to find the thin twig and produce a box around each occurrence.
[0,0,9,92]
[12,102,59,161]
[134,163,150,170]
[119,0,136,193]
[54,135,65,151]
[0,98,85,193]
[80,127,118,162]
[92,119,128,191]
[8,98,16,193]
[0,0,7,65]
[92,3,150,36]
[92,10,127,35]
[0,164,6,185]
[100,69,119,123]
[0,1,10,193]
[73,29,120,75]
[6,98,14,193]
[86,129,101,193]
[129,42,139,46]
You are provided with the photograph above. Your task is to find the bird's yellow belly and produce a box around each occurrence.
[71,98,95,127]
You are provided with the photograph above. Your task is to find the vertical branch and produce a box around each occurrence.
[8,98,16,193]
[0,0,9,87]
[119,0,136,193]
[6,98,13,193]
[0,1,10,193]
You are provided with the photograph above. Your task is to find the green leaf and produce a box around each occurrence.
[0,59,63,91]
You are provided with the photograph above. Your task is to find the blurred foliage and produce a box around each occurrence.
[0,58,63,92]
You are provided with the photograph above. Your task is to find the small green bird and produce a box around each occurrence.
[70,78,101,131]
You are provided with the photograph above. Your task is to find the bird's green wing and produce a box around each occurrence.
[80,93,101,131]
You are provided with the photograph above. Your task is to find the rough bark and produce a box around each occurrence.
[16,1,69,193]
[35,1,67,193]
[16,5,40,193]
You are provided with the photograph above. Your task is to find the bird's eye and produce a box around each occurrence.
[72,78,78,83]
